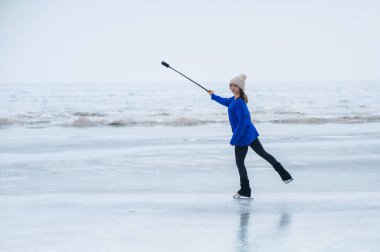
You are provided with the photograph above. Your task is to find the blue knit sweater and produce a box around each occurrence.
[211,94,259,146]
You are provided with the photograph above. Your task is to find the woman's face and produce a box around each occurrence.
[230,83,241,96]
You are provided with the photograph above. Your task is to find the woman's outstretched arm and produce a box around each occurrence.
[208,90,233,107]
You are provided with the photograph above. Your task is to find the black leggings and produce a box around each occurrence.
[235,138,279,179]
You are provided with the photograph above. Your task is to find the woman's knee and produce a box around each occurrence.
[235,158,245,167]
[235,155,246,167]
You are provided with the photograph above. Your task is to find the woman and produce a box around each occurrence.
[207,74,293,199]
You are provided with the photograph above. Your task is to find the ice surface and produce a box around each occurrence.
[1,123,380,251]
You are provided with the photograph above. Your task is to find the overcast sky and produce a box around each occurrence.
[0,0,379,84]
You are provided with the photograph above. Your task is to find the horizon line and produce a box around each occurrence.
[1,79,380,85]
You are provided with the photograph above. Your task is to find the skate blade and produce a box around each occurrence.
[283,178,294,184]
[233,194,253,199]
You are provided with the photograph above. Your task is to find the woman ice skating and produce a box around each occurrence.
[207,74,294,199]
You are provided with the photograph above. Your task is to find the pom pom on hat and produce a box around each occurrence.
[229,74,247,90]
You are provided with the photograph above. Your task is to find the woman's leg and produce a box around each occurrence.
[250,138,293,182]
[234,145,252,197]
[249,138,279,166]
[234,145,249,179]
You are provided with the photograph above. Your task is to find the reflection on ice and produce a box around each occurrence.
[235,200,293,252]
[277,211,291,231]
[236,200,252,252]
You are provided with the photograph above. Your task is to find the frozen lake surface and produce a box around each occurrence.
[1,123,380,251]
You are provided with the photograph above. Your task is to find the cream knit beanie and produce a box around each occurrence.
[229,74,247,90]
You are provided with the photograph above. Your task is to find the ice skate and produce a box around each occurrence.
[233,192,253,199]
[283,178,294,184]
[273,163,294,184]
[233,177,252,199]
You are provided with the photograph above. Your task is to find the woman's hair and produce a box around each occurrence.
[239,89,248,103]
